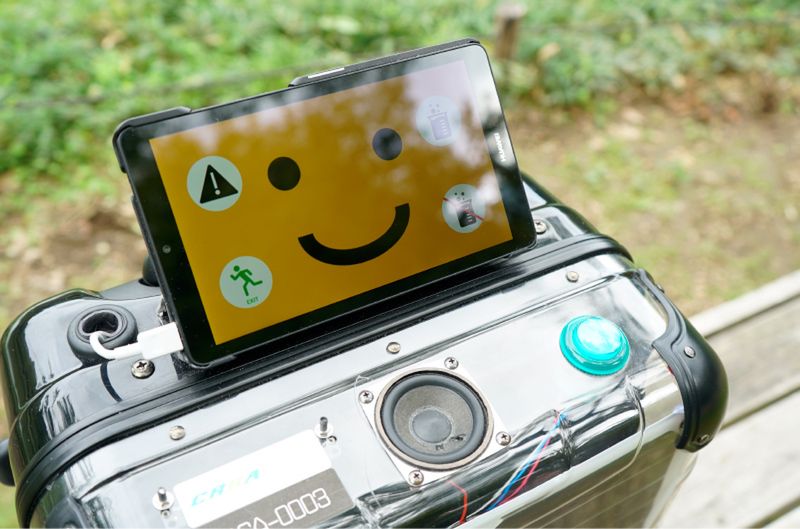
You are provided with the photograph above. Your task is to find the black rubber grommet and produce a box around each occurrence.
[379,372,487,465]
[67,305,138,364]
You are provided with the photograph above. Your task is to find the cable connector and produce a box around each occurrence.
[89,322,184,361]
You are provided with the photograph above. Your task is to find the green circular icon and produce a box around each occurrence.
[220,256,272,309]
[187,156,243,211]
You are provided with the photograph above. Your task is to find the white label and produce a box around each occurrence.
[174,431,331,528]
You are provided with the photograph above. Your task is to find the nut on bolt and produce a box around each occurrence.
[152,487,174,511]
[496,431,511,446]
[315,416,334,439]
[408,470,424,486]
[359,390,374,404]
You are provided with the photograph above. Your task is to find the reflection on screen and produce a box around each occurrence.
[150,60,513,344]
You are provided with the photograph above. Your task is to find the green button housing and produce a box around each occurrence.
[560,316,630,375]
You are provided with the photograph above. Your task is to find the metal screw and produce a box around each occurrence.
[684,346,696,358]
[408,470,424,486]
[131,359,155,379]
[359,390,374,404]
[386,342,401,354]
[697,434,710,445]
[169,426,186,441]
[315,416,334,439]
[152,487,174,510]
[566,271,579,282]
[534,220,547,234]
[162,245,171,254]
[327,436,337,445]
[496,432,511,446]
[444,357,459,370]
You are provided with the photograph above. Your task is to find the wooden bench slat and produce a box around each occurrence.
[767,504,800,528]
[705,295,800,427]
[656,390,800,528]
[658,271,800,527]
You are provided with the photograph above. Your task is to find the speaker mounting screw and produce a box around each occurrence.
[358,390,374,404]
[566,271,580,282]
[386,342,401,354]
[534,220,548,234]
[408,470,424,486]
[496,431,511,446]
[444,357,459,370]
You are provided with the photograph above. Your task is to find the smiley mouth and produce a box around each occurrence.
[299,204,410,265]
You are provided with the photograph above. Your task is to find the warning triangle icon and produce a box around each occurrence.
[200,165,239,204]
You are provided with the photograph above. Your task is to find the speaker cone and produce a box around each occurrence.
[375,369,493,471]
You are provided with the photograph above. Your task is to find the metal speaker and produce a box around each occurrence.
[375,369,493,471]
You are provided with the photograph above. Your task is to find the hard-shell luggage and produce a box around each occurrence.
[0,169,727,528]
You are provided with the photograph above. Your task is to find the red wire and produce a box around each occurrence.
[500,416,559,506]
[448,479,469,525]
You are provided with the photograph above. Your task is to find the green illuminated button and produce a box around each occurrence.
[560,316,630,375]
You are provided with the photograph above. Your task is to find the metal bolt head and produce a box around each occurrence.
[444,357,459,370]
[534,220,547,234]
[131,359,155,379]
[386,342,401,354]
[496,431,511,446]
[566,271,580,282]
[169,426,186,441]
[326,436,337,445]
[359,390,374,404]
[408,470,424,486]
[684,346,696,358]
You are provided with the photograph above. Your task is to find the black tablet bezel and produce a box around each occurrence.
[117,42,535,365]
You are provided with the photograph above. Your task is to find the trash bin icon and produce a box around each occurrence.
[456,198,477,227]
[429,111,452,140]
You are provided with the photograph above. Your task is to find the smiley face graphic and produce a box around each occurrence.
[150,60,513,344]
[265,133,411,266]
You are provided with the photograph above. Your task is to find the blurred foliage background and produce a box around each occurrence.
[1,0,800,526]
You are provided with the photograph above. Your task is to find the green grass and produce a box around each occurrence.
[2,0,800,217]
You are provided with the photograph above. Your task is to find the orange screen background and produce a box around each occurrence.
[150,61,513,344]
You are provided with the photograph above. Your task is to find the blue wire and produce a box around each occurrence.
[487,410,568,511]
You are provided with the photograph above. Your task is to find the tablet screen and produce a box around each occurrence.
[149,59,515,346]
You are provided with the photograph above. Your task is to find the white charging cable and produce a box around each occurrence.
[89,322,184,361]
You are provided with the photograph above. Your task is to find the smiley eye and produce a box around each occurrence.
[373,128,402,161]
[268,157,301,190]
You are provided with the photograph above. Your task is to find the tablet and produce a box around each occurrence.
[115,39,535,365]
